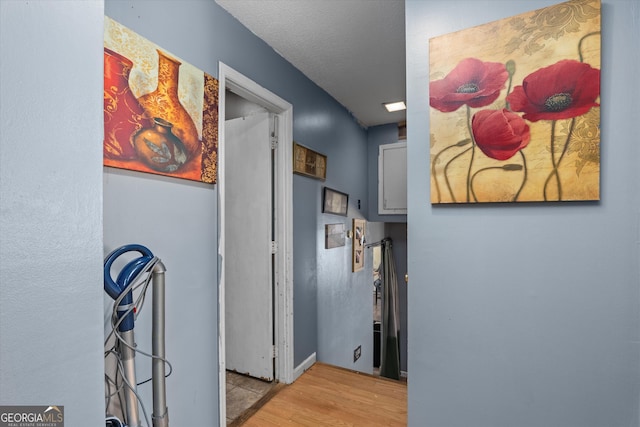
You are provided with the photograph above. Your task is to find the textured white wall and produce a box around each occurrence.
[0,1,105,425]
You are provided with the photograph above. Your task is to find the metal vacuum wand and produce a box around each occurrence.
[151,261,168,427]
[104,244,169,427]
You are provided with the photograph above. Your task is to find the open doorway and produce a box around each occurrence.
[372,245,382,375]
[368,223,408,380]
[218,63,294,426]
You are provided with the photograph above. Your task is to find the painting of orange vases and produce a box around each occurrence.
[104,17,218,184]
[429,0,600,203]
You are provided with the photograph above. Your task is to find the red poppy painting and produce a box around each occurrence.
[429,0,601,203]
[104,17,218,184]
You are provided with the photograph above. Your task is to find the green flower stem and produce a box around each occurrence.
[505,77,513,110]
[544,120,560,201]
[470,167,502,202]
[432,142,469,203]
[578,32,601,63]
[470,163,524,203]
[544,118,575,201]
[513,150,527,202]
[557,117,576,171]
[444,147,472,203]
[505,60,516,110]
[465,105,476,202]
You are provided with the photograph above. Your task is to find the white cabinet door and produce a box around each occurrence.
[378,141,407,214]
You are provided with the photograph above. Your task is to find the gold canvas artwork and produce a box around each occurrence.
[104,17,218,184]
[429,0,601,203]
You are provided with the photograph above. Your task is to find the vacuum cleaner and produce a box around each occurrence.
[104,244,169,427]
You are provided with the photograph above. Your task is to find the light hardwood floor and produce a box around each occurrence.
[243,363,407,426]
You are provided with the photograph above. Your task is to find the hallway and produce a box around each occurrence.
[242,363,407,426]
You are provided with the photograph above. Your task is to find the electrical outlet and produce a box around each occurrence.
[353,345,361,362]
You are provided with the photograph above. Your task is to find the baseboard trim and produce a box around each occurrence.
[293,352,316,380]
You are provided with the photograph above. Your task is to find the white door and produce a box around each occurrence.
[224,111,274,381]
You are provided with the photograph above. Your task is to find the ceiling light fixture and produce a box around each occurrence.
[384,101,406,112]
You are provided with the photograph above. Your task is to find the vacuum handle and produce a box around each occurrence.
[104,244,154,332]
[104,244,154,300]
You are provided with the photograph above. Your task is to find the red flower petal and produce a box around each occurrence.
[506,59,600,122]
[472,109,531,161]
[430,58,509,112]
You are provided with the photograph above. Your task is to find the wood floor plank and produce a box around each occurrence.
[243,363,407,426]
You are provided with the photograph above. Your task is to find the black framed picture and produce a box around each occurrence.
[322,187,348,216]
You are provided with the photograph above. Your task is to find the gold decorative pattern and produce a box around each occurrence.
[137,50,201,157]
[201,74,219,184]
[564,108,600,175]
[505,0,600,55]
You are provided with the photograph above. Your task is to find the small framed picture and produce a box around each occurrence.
[322,187,348,216]
[293,142,327,180]
[325,223,346,249]
[352,218,366,272]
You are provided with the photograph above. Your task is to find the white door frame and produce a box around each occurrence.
[217,62,294,425]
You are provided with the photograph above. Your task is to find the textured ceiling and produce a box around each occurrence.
[215,0,406,128]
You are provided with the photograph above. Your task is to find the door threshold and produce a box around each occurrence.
[226,381,285,426]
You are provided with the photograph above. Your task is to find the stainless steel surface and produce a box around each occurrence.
[152,261,169,427]
[121,329,141,427]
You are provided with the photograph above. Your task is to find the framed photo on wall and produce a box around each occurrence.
[293,142,327,180]
[325,223,346,249]
[352,218,366,272]
[322,187,348,216]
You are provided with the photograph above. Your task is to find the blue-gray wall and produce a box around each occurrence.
[0,1,105,425]
[310,103,371,373]
[291,89,370,371]
[293,176,319,365]
[406,0,640,426]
